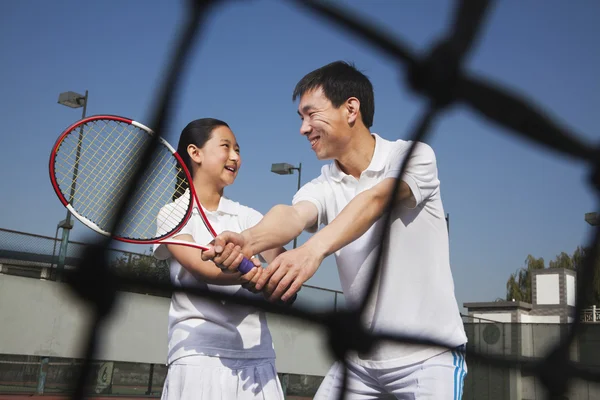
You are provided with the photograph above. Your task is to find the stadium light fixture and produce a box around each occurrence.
[58,91,87,108]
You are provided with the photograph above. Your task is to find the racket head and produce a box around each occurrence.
[49,115,195,244]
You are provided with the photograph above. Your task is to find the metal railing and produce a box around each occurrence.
[0,227,345,310]
[581,306,600,323]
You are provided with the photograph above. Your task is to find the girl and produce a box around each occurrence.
[153,118,286,400]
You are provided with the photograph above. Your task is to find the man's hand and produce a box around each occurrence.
[255,242,325,303]
[201,231,254,273]
[239,265,264,293]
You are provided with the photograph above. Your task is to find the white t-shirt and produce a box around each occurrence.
[153,195,276,365]
[292,133,467,368]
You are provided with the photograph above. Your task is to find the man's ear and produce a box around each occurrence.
[345,97,361,125]
[187,144,203,165]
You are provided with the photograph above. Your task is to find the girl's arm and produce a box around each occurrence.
[165,234,258,285]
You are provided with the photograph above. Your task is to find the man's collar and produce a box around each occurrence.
[330,133,388,182]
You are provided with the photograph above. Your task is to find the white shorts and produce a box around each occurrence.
[314,345,467,400]
[161,355,285,400]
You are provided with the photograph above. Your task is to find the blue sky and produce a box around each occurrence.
[0,0,598,312]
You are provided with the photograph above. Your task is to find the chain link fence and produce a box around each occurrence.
[2,227,600,398]
[1,322,599,399]
[0,227,170,296]
[0,227,347,310]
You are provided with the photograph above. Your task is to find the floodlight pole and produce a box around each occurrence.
[56,90,88,281]
[291,163,302,249]
[270,162,302,248]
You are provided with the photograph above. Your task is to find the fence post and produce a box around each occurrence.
[146,364,155,395]
[280,373,289,398]
[56,218,74,281]
[36,357,49,394]
[40,267,50,280]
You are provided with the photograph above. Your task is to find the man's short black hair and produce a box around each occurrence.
[292,61,374,128]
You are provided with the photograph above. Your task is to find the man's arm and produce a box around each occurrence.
[258,142,439,302]
[246,202,319,254]
[304,178,413,260]
[200,201,319,271]
[255,178,414,301]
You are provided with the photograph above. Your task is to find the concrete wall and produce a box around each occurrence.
[464,321,599,400]
[0,274,334,377]
[472,312,512,323]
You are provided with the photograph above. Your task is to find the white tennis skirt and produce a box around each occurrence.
[161,355,285,400]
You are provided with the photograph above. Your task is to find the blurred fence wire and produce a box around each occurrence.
[44,0,600,399]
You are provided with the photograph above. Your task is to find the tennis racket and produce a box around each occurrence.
[49,115,258,274]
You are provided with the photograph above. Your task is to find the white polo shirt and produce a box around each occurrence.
[292,133,467,368]
[153,195,276,365]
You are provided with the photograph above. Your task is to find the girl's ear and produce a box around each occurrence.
[187,144,203,165]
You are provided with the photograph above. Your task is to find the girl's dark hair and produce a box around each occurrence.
[173,118,230,200]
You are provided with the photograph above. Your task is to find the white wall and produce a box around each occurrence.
[520,315,560,324]
[0,274,334,377]
[535,274,560,305]
[472,312,512,323]
[566,275,575,306]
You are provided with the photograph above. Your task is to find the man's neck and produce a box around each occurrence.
[335,129,376,179]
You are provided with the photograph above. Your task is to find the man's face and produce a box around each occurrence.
[297,87,350,160]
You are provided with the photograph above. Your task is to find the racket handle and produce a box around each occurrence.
[238,257,298,306]
[238,257,257,274]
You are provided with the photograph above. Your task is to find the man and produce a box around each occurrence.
[203,61,468,399]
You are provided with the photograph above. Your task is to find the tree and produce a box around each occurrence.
[571,246,588,270]
[569,246,600,307]
[109,250,170,296]
[549,251,574,270]
[506,255,545,303]
[505,246,600,306]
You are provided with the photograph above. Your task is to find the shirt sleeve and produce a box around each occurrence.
[291,176,329,233]
[152,207,196,260]
[384,141,440,209]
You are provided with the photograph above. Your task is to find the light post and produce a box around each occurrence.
[56,90,88,281]
[270,162,302,248]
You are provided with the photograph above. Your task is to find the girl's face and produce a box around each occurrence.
[191,125,241,188]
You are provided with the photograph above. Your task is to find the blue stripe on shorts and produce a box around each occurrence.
[453,345,466,400]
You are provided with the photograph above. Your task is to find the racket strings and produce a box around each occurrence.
[121,149,184,237]
[55,121,130,214]
[83,122,149,226]
[55,120,140,217]
[55,121,150,230]
[54,119,192,241]
[174,167,189,201]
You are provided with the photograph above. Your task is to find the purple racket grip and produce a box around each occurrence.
[238,257,256,274]
[238,257,298,305]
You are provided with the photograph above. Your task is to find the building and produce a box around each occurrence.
[464,267,578,324]
[463,268,599,400]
